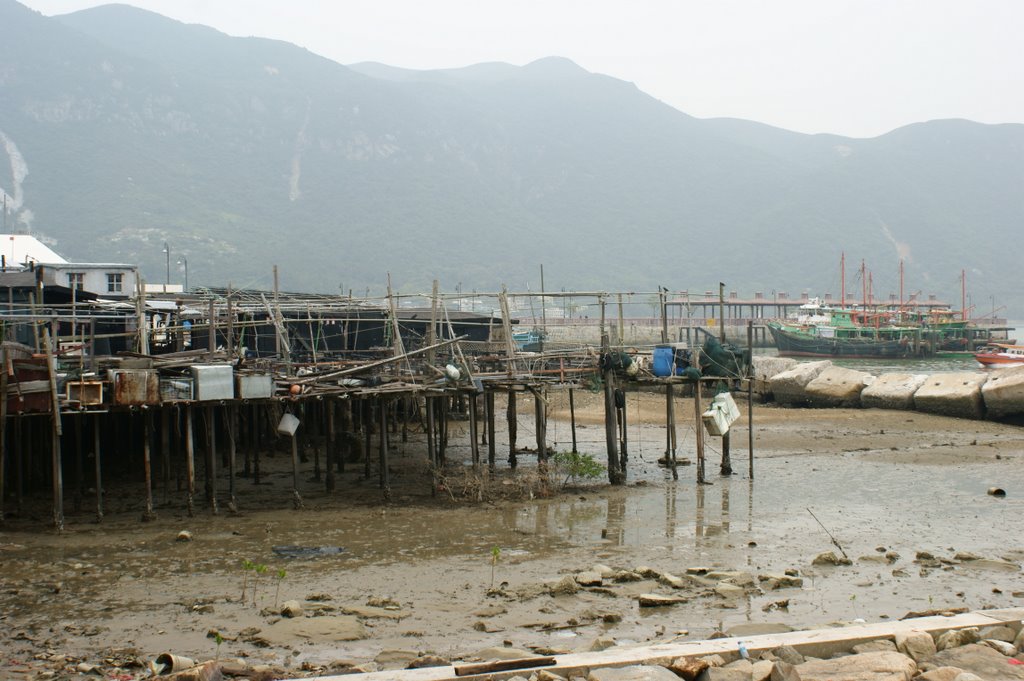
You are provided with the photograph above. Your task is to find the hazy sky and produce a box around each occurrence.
[18,0,1024,138]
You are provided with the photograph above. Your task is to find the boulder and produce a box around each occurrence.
[980,365,1024,418]
[759,573,804,589]
[812,551,852,566]
[770,646,805,665]
[701,668,753,681]
[752,659,774,681]
[853,640,897,654]
[714,582,746,598]
[861,373,929,410]
[589,636,617,652]
[668,657,708,681]
[658,572,686,589]
[913,372,988,419]
[752,356,799,382]
[804,366,874,407]
[638,593,688,607]
[406,655,448,669]
[932,643,1024,679]
[977,625,1016,643]
[770,660,801,681]
[980,639,1015,656]
[917,669,967,681]
[895,629,936,662]
[576,571,604,587]
[280,600,303,618]
[587,665,680,681]
[550,575,580,596]
[936,629,980,651]
[796,651,916,680]
[770,361,832,406]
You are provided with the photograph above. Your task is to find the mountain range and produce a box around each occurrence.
[1,0,1022,316]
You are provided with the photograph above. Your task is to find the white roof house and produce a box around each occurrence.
[0,234,68,265]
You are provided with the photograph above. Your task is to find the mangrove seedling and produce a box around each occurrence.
[240,559,255,603]
[275,568,287,608]
[252,563,268,606]
[214,632,224,662]
[490,546,501,588]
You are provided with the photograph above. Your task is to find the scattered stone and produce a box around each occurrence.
[576,571,604,587]
[952,673,983,681]
[473,620,503,633]
[280,600,303,618]
[701,655,726,667]
[611,570,643,583]
[550,576,580,596]
[668,657,708,681]
[588,636,617,652]
[769,360,831,406]
[917,668,966,681]
[804,365,873,408]
[895,629,937,662]
[406,655,448,669]
[374,649,420,667]
[474,647,538,661]
[635,566,662,579]
[175,530,193,542]
[759,573,804,589]
[795,650,916,680]
[637,593,688,607]
[916,550,935,560]
[958,558,1019,571]
[980,639,1015,656]
[366,596,400,608]
[936,628,980,651]
[812,551,852,567]
[686,567,711,575]
[852,640,897,654]
[537,671,566,681]
[340,604,409,620]
[306,592,332,601]
[770,646,805,666]
[978,625,1016,642]
[751,659,774,681]
[954,552,982,562]
[702,667,752,680]
[770,660,801,681]
[658,573,686,589]
[932,643,1024,679]
[593,564,615,578]
[715,582,746,599]
[587,665,679,681]
[1014,628,1024,650]
[707,571,756,586]
[724,658,753,671]
[472,604,507,617]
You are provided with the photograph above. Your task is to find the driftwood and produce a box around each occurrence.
[454,656,556,677]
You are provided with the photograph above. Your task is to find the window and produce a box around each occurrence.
[67,272,84,291]
[107,272,123,293]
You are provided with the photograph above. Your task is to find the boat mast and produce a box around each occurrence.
[861,259,867,312]
[840,252,846,308]
[961,269,967,322]
[899,259,904,321]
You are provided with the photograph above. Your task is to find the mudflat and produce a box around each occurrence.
[2,391,1022,678]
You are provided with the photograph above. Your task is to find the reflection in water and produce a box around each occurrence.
[722,479,730,534]
[695,484,705,538]
[605,493,626,546]
[665,477,677,540]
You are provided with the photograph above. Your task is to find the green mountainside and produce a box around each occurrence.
[1,0,1021,314]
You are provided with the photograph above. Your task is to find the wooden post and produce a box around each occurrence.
[694,352,707,485]
[468,392,479,468]
[93,414,102,521]
[142,411,156,521]
[0,347,6,522]
[291,431,303,509]
[485,391,496,471]
[506,388,517,469]
[251,404,261,485]
[74,413,83,513]
[43,327,64,530]
[748,320,755,480]
[363,400,372,479]
[601,327,624,485]
[666,383,678,480]
[378,398,390,500]
[618,392,628,478]
[325,398,336,492]
[208,299,216,359]
[185,405,195,516]
[568,387,578,453]
[426,397,437,495]
[533,390,546,464]
[227,404,237,510]
[205,405,218,513]
[721,430,732,476]
[161,407,171,502]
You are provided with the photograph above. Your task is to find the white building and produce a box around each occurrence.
[0,234,139,299]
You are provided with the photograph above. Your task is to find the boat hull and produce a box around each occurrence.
[768,323,921,359]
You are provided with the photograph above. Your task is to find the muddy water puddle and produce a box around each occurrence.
[2,401,1024,676]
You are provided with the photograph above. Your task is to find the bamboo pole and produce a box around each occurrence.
[42,327,63,530]
[0,346,6,522]
[185,405,195,516]
[142,411,156,521]
[93,414,102,521]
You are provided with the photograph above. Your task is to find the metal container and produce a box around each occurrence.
[111,369,159,405]
[159,377,193,402]
[235,373,273,399]
[66,380,104,406]
[190,364,234,401]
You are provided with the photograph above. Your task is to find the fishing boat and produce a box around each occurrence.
[974,343,1024,367]
[767,298,936,359]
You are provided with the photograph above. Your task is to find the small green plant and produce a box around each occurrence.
[552,451,605,487]
[214,632,224,662]
[275,568,287,608]
[252,563,268,606]
[490,546,501,588]
[849,593,859,619]
[240,559,255,602]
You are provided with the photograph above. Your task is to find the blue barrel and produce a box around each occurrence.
[652,344,674,377]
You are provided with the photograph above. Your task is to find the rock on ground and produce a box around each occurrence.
[895,629,937,662]
[861,373,928,410]
[917,669,967,681]
[936,628,980,651]
[980,365,1024,418]
[853,640,898,654]
[795,650,917,680]
[931,643,1024,680]
[770,361,832,406]
[804,366,874,408]
[587,665,681,681]
[913,372,988,419]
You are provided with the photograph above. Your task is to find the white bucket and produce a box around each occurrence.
[277,412,300,436]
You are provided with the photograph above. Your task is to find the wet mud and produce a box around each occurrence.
[2,391,1024,678]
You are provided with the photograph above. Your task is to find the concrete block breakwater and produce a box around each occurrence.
[755,357,1024,421]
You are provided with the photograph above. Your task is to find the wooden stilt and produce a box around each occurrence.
[93,413,102,521]
[142,410,156,521]
[747,320,755,480]
[363,401,372,479]
[74,413,83,513]
[426,397,437,496]
[227,405,237,510]
[568,387,578,454]
[325,397,336,492]
[337,400,347,474]
[601,332,624,485]
[379,398,390,500]
[507,389,517,469]
[14,415,22,513]
[533,390,546,464]
[720,430,732,476]
[205,405,218,514]
[485,391,496,471]
[618,393,628,479]
[694,364,707,485]
[0,348,6,522]
[161,408,171,502]
[185,405,195,516]
[468,392,479,468]
[290,421,303,509]
[666,383,678,480]
[43,328,64,530]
